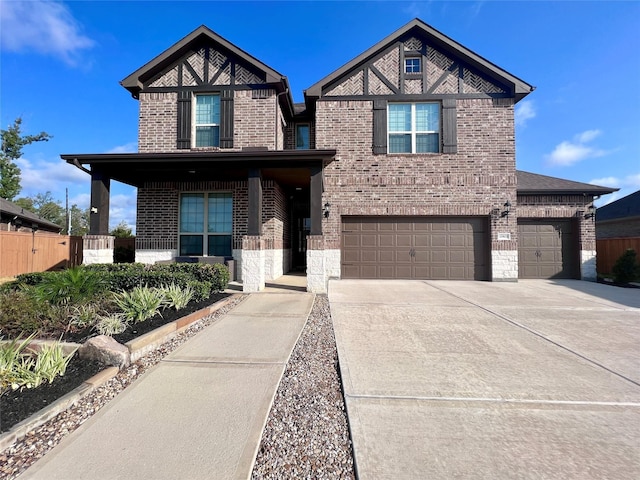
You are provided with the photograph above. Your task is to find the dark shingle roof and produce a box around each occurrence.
[0,198,62,231]
[596,190,640,222]
[516,171,617,195]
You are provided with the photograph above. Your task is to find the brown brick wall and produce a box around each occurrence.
[136,179,287,251]
[517,194,596,250]
[316,98,518,250]
[138,89,281,153]
[139,92,178,153]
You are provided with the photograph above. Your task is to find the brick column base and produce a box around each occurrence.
[82,235,114,265]
[242,235,266,292]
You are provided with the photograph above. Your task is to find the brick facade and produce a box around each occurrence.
[317,98,517,251]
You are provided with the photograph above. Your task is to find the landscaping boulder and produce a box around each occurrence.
[79,335,130,369]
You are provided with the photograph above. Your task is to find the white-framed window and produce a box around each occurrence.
[404,58,421,74]
[388,102,440,153]
[194,94,221,147]
[179,192,232,256]
[295,124,310,150]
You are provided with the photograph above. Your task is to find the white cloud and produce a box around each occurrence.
[69,193,90,209]
[109,193,137,231]
[16,157,88,196]
[575,129,601,143]
[545,129,608,166]
[106,142,137,154]
[515,100,536,127]
[0,0,94,66]
[590,173,640,207]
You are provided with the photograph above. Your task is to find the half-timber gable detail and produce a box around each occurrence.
[145,44,267,90]
[324,34,508,98]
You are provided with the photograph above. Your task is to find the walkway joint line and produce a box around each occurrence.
[161,359,284,366]
[346,393,640,407]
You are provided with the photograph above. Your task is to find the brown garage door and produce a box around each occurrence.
[518,219,579,279]
[341,217,489,280]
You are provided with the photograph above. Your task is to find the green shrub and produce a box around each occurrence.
[162,283,194,311]
[612,249,640,284]
[96,313,129,336]
[188,281,211,301]
[14,271,49,286]
[32,267,106,306]
[0,290,66,338]
[113,286,164,323]
[0,335,74,393]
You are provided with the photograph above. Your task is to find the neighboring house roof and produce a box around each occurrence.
[0,198,62,232]
[305,18,535,101]
[596,190,640,222]
[516,171,617,196]
[120,24,293,109]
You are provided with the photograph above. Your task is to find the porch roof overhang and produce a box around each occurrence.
[61,150,337,188]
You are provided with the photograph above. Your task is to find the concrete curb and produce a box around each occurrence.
[0,294,242,453]
[0,367,119,452]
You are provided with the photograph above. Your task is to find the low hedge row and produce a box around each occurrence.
[13,263,230,296]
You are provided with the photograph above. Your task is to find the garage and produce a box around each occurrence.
[341,216,489,280]
[518,219,579,279]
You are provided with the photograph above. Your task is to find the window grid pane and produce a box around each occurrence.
[388,102,440,153]
[195,126,220,147]
[180,194,204,233]
[208,193,232,233]
[405,58,421,73]
[208,235,232,257]
[296,125,310,150]
[195,95,220,125]
[180,235,203,256]
[388,104,411,132]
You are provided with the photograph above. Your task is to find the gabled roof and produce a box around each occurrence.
[0,198,62,232]
[121,25,288,98]
[596,190,640,222]
[516,171,617,195]
[305,18,534,101]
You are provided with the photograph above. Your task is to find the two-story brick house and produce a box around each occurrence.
[62,19,614,292]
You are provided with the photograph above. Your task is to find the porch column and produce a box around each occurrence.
[84,167,114,265]
[243,168,265,291]
[90,168,110,235]
[248,168,262,236]
[310,165,323,235]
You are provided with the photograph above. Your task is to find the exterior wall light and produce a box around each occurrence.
[323,202,331,218]
[501,201,511,218]
[584,204,595,221]
[90,206,98,214]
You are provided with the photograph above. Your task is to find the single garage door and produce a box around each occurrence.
[341,216,489,280]
[518,219,579,279]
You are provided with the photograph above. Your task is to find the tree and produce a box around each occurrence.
[0,118,52,200]
[110,221,134,238]
[69,205,90,236]
[12,191,89,235]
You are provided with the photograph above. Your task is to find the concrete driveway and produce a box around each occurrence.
[329,279,640,479]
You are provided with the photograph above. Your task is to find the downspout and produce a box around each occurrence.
[275,88,289,151]
[71,158,91,175]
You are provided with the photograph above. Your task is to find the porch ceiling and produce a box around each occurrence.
[61,150,336,188]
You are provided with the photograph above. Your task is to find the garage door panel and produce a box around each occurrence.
[518,220,577,279]
[342,217,488,280]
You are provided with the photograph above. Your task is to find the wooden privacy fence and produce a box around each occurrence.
[0,231,83,278]
[596,237,640,274]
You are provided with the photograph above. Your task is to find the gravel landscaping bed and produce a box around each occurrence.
[1,293,356,480]
[251,295,355,479]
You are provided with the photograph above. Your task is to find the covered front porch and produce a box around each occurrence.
[62,149,336,293]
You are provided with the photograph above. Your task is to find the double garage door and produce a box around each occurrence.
[341,217,489,280]
[518,219,579,279]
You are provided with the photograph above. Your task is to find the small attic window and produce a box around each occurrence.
[404,58,421,74]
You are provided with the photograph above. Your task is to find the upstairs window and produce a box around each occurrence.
[404,58,421,74]
[194,94,220,147]
[296,124,310,150]
[388,103,440,153]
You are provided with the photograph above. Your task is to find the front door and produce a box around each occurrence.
[291,189,310,271]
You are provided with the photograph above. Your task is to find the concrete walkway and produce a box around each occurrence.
[22,292,314,480]
[329,279,640,479]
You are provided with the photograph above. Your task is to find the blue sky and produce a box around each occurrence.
[1,0,639,231]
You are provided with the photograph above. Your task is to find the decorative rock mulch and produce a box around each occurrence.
[1,293,356,480]
[251,295,356,479]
